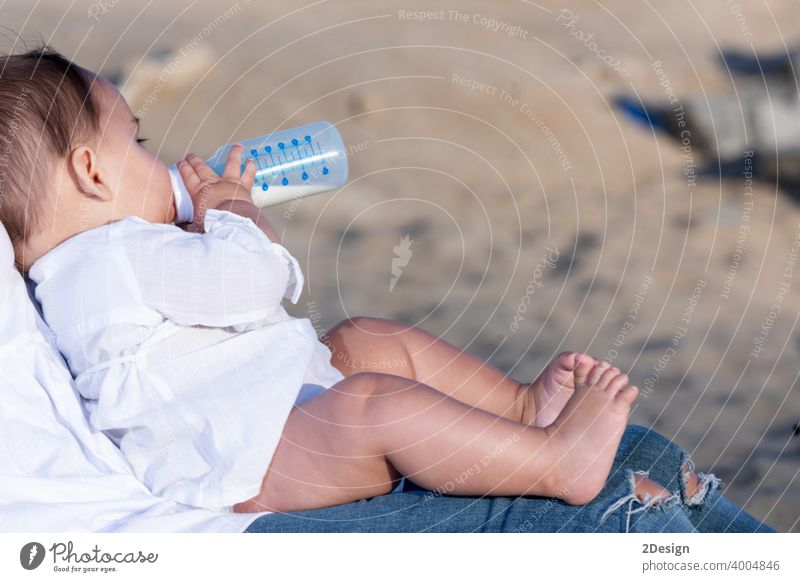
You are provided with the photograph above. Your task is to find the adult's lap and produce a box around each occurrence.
[244,424,696,533]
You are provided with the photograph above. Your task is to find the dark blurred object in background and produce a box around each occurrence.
[616,45,800,197]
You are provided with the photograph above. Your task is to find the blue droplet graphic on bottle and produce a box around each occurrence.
[172,122,346,219]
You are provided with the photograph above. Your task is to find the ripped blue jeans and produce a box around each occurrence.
[594,425,771,533]
[244,424,773,533]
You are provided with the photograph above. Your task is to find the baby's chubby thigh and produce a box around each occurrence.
[234,372,403,513]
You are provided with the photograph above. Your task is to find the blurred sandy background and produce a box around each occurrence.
[2,0,798,531]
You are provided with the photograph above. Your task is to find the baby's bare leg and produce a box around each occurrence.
[234,364,636,513]
[323,316,599,427]
[234,372,561,513]
[324,316,534,423]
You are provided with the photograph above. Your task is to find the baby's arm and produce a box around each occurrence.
[216,199,280,244]
[125,144,302,329]
[128,210,303,329]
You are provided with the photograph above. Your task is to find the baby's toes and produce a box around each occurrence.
[555,351,576,367]
[555,350,584,375]
[614,385,639,409]
[573,353,595,386]
[606,372,629,397]
[596,360,612,372]
[592,366,619,391]
[586,361,609,385]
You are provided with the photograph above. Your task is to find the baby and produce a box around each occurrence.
[1,47,639,513]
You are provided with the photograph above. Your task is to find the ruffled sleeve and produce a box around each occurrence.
[129,209,304,328]
[203,209,304,304]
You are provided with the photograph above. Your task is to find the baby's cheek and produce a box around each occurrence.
[144,158,171,198]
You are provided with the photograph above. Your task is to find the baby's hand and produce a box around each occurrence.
[178,144,257,232]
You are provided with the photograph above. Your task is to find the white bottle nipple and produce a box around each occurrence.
[168,164,195,224]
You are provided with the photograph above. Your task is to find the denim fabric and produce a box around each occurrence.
[605,425,772,533]
[244,424,774,533]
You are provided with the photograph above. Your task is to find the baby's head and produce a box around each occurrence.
[0,44,175,271]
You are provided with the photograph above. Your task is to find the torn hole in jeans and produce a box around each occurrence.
[600,469,681,533]
[600,454,724,532]
[680,454,723,506]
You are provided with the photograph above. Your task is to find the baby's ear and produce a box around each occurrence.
[67,145,113,202]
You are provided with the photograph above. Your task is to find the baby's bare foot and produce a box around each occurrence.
[529,352,602,428]
[544,363,639,505]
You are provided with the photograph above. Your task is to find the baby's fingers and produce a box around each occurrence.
[177,159,202,192]
[185,153,219,182]
[240,159,256,190]
[222,143,244,179]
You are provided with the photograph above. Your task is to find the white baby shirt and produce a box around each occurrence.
[28,209,345,511]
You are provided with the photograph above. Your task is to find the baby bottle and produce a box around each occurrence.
[168,121,348,224]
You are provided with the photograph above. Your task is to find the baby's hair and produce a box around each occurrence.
[0,43,101,261]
